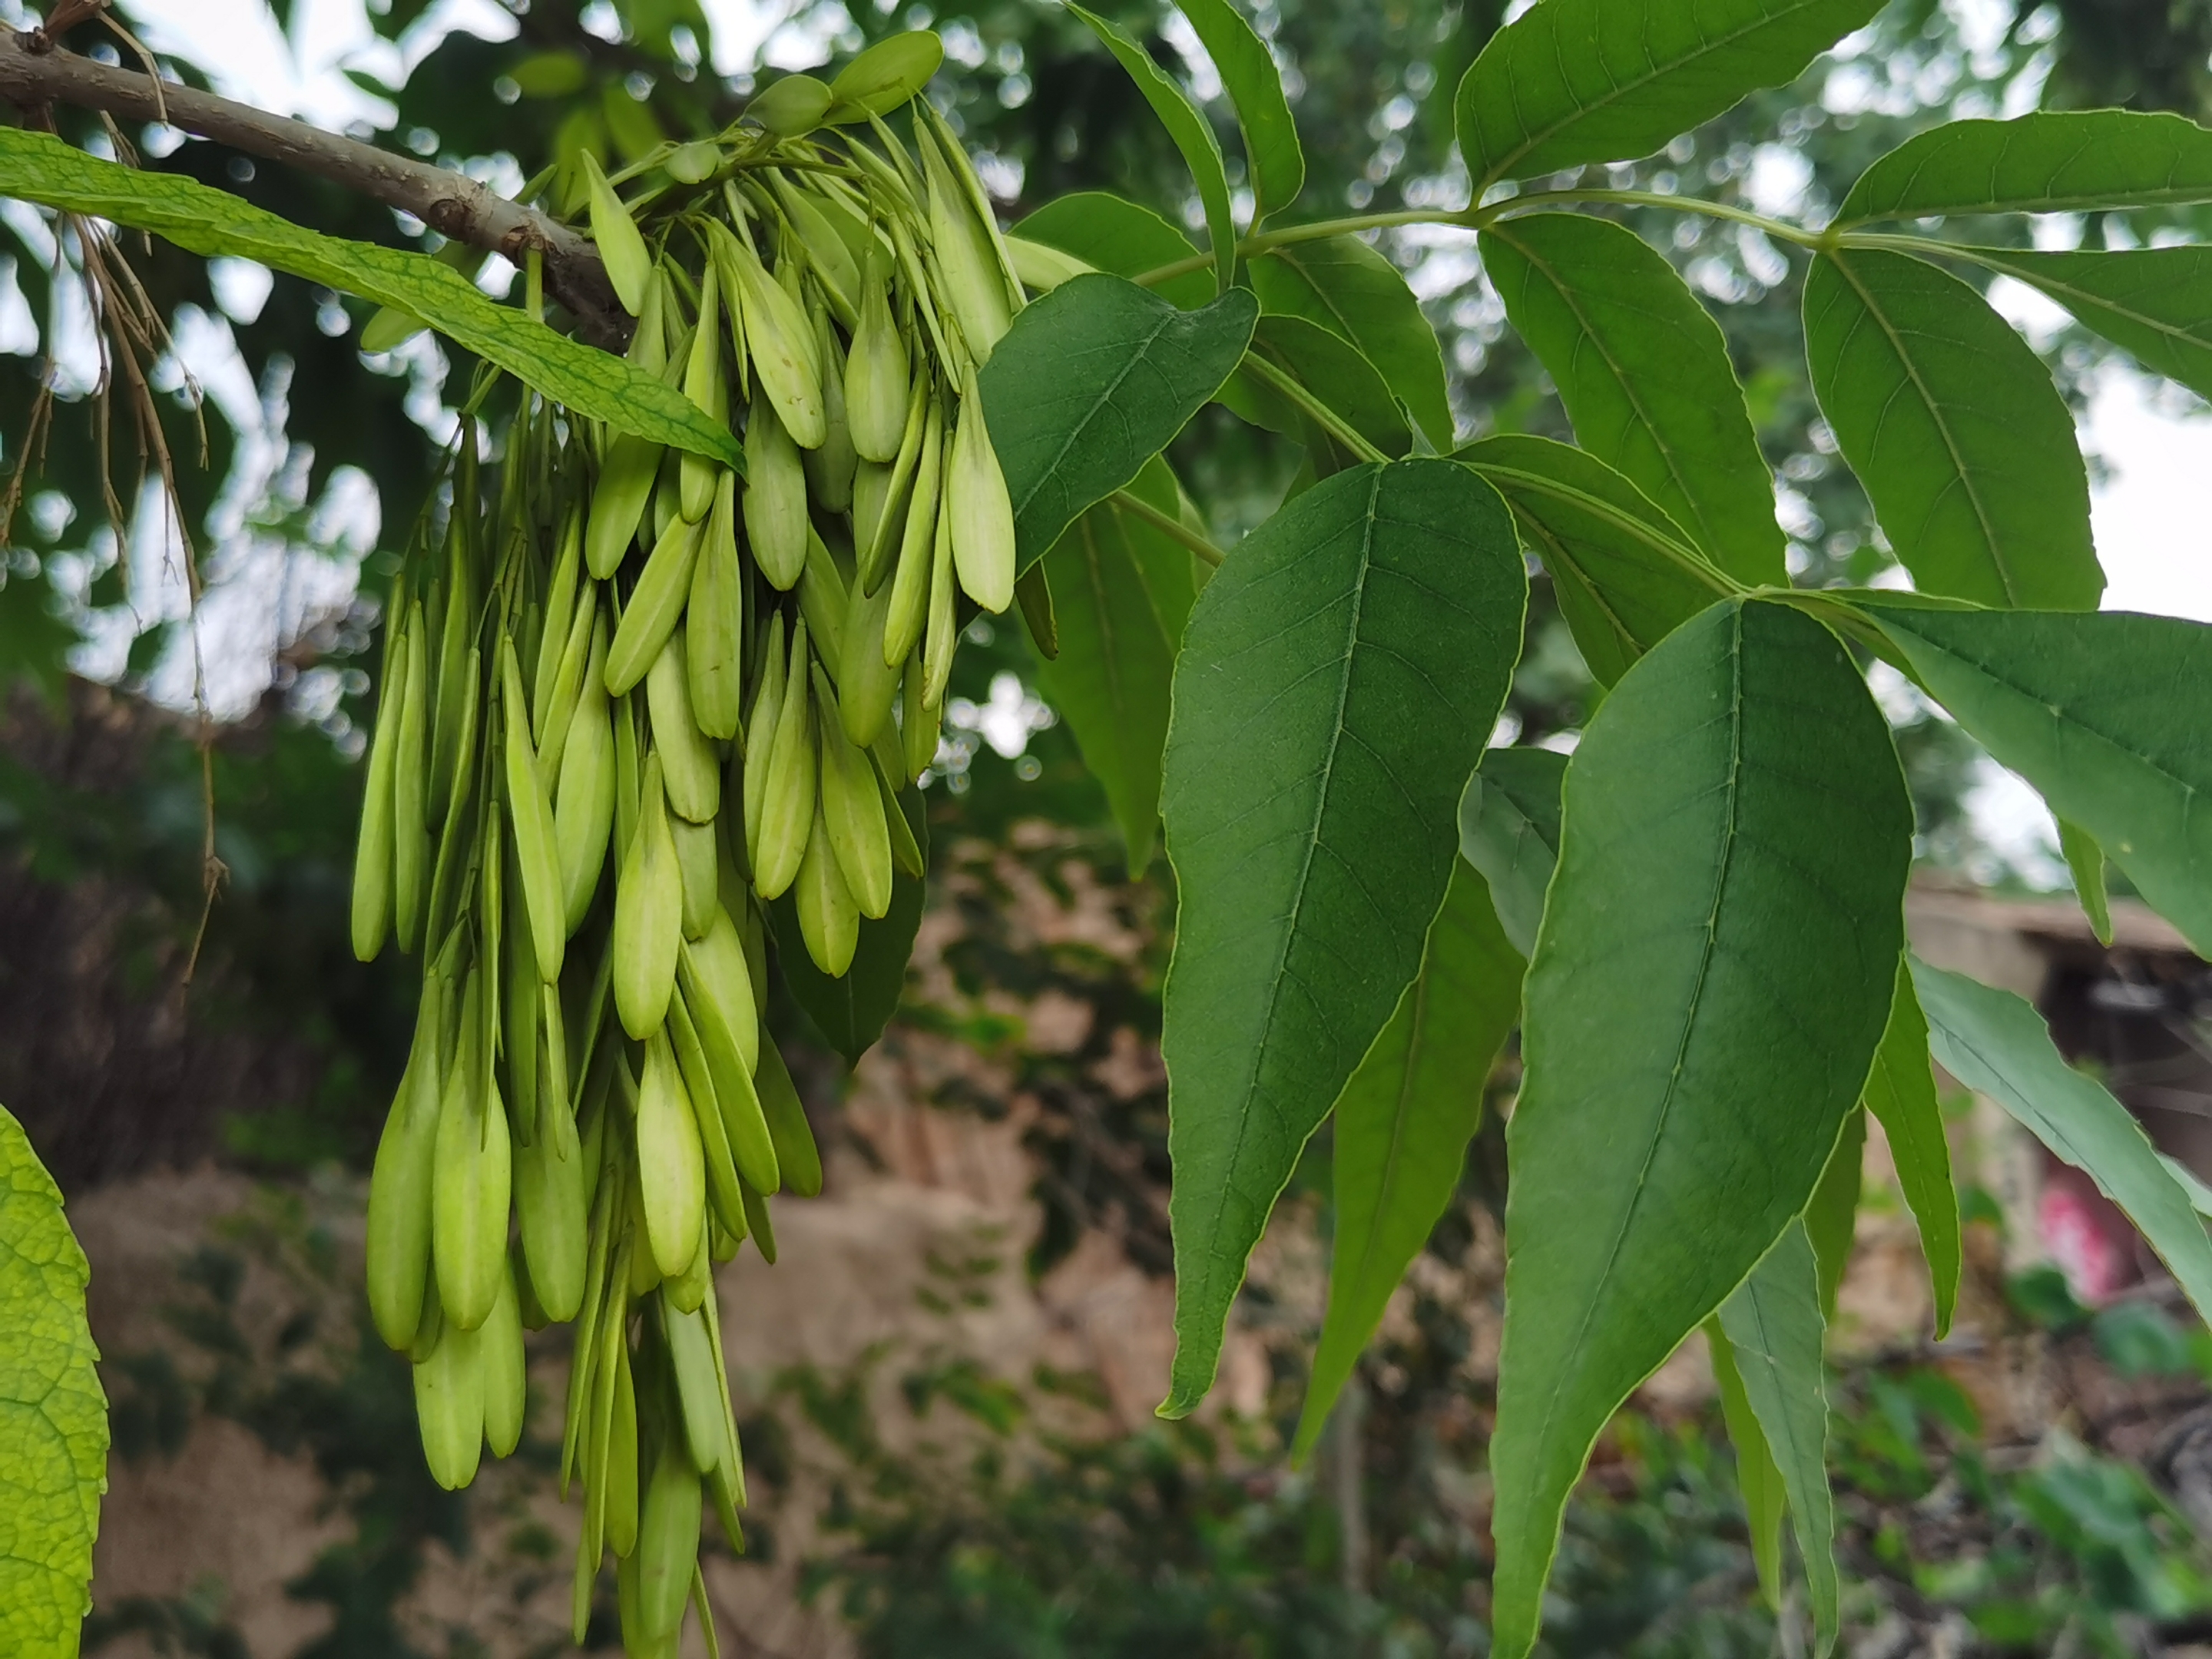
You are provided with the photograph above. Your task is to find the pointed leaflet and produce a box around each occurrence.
[1939,246,2212,405]
[770,790,928,1063]
[1708,1318,1787,1611]
[1836,111,2212,227]
[1030,455,1200,874]
[0,1104,106,1658]
[1014,193,1214,309]
[1483,214,1783,584]
[1068,5,1236,292]
[1456,436,1730,686]
[1160,459,1525,1416]
[1251,237,1452,449]
[1455,0,1881,191]
[1716,1221,1840,1657]
[978,273,1257,572]
[2058,819,2114,947]
[1803,1108,1863,1322]
[1912,956,2212,1320]
[1174,0,1304,220]
[1241,313,1412,457]
[1803,248,2100,611]
[1457,746,1565,959]
[1862,959,1961,1336]
[1292,865,1524,1458]
[1490,599,1909,1659]
[1858,604,2212,956]
[0,129,737,467]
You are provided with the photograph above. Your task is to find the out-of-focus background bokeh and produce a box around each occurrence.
[13,1,2212,1653]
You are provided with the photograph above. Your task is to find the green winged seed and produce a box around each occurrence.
[743,379,810,590]
[947,365,1015,612]
[607,512,707,695]
[581,149,651,316]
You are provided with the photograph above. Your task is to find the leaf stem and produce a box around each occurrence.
[1240,353,1392,466]
[1109,486,1226,568]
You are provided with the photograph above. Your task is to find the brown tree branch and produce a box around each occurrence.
[0,26,630,347]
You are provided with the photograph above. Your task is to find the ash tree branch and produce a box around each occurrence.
[0,26,630,347]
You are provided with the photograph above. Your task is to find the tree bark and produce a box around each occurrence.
[0,28,628,347]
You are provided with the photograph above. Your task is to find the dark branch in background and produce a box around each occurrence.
[0,26,629,347]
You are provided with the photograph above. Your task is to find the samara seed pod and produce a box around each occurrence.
[352,619,402,962]
[846,246,909,463]
[651,442,684,549]
[412,1286,485,1492]
[678,942,777,1194]
[555,619,617,934]
[739,1173,778,1264]
[646,635,720,824]
[838,560,900,749]
[430,515,478,822]
[859,369,929,594]
[614,690,642,868]
[812,665,892,919]
[797,528,850,685]
[664,1210,712,1315]
[679,263,728,522]
[637,1028,706,1281]
[902,651,939,783]
[687,472,743,741]
[755,1038,823,1197]
[714,223,826,448]
[588,431,664,581]
[922,460,959,709]
[922,127,1013,366]
[502,640,568,982]
[533,510,585,730]
[670,812,720,940]
[680,909,759,1075]
[367,975,445,1350]
[513,1236,549,1332]
[803,303,858,513]
[664,1296,725,1475]
[614,753,684,1039]
[604,1336,641,1558]
[636,1433,704,1639]
[608,513,707,697]
[830,28,945,121]
[535,571,598,796]
[432,981,512,1333]
[1004,233,1093,293]
[515,1113,588,1323]
[853,459,894,581]
[393,599,432,952]
[742,380,809,591]
[504,875,541,1146]
[773,174,861,317]
[947,364,1015,613]
[793,806,859,975]
[741,612,786,872]
[626,1155,667,1300]
[423,645,482,949]
[875,751,925,879]
[752,622,816,901]
[581,149,651,316]
[881,395,943,665]
[667,990,747,1237]
[481,1258,528,1459]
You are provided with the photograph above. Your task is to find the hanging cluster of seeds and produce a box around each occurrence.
[346,32,1023,1655]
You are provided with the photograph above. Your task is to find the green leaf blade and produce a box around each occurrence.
[979,273,1257,574]
[1456,746,1566,959]
[1160,459,1527,1418]
[1862,959,1961,1337]
[2058,818,2114,946]
[1293,865,1524,1458]
[1837,111,2212,227]
[1804,247,2101,611]
[1175,0,1304,220]
[1491,598,1911,1659]
[1949,245,2212,406]
[1015,192,1214,309]
[1251,237,1451,449]
[1484,214,1783,585]
[0,1104,107,1659]
[1708,1317,1787,1611]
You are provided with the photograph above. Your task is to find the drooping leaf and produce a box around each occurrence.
[0,1103,107,1659]
[1859,603,2212,955]
[1068,5,1237,291]
[1456,746,1566,959]
[1942,245,2212,406]
[2058,818,2114,947]
[979,273,1257,573]
[1912,956,2212,1318]
[1455,0,1882,191]
[1804,247,2101,611]
[0,128,738,467]
[1861,959,1961,1336]
[1716,1220,1839,1657]
[1292,865,1524,1459]
[1237,313,1412,458]
[769,791,927,1064]
[1482,214,1783,584]
[1708,1316,1787,1611]
[1836,111,2212,227]
[1490,598,1910,1659]
[1456,435,1728,685]
[1014,192,1214,309]
[1030,455,1200,873]
[1160,459,1527,1417]
[1174,0,1304,220]
[1803,1106,1863,1322]
[1250,237,1452,449]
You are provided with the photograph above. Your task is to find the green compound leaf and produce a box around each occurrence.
[1031,455,1202,874]
[1483,214,1783,584]
[1251,237,1452,449]
[1804,247,2101,611]
[1914,956,2212,1320]
[1836,110,2212,227]
[1292,864,1524,1459]
[1015,192,1214,309]
[1455,0,1881,192]
[1068,5,1237,292]
[1859,603,2212,957]
[1716,1220,1839,1657]
[1862,958,1961,1337]
[1175,0,1304,221]
[1942,245,2212,406]
[0,129,737,467]
[770,790,926,1064]
[1160,459,1526,1418]
[1490,598,1910,1659]
[0,1103,108,1659]
[1456,435,1729,686]
[1456,745,1566,959]
[980,273,1257,574]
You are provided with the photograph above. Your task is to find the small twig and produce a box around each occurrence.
[1108,485,1225,567]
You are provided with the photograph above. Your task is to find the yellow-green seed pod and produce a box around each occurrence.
[432,986,512,1333]
[504,873,541,1145]
[581,149,651,316]
[607,513,707,697]
[812,664,892,919]
[502,640,568,982]
[392,600,432,952]
[670,812,719,941]
[902,651,939,782]
[625,1156,665,1300]
[947,364,1016,613]
[687,472,743,741]
[614,753,684,1039]
[368,975,445,1350]
[922,130,1013,366]
[587,433,664,582]
[804,306,858,515]
[534,511,585,729]
[853,459,895,577]
[514,1111,588,1323]
[637,1028,706,1281]
[664,1210,712,1316]
[678,940,777,1194]
[872,746,924,879]
[423,645,482,948]
[846,248,910,464]
[614,691,641,868]
[667,991,746,1237]
[882,396,943,666]
[793,806,859,975]
[745,70,833,137]
[535,571,598,795]
[513,1236,549,1333]
[838,561,900,750]
[651,442,685,549]
[351,623,402,962]
[635,1432,704,1639]
[481,1258,527,1459]
[740,1174,779,1264]
[682,909,760,1076]
[828,28,945,121]
[647,636,720,824]
[431,494,480,827]
[755,1038,823,1198]
[742,381,809,591]
[604,1336,641,1558]
[680,267,727,523]
[412,1282,485,1492]
[741,612,786,872]
[859,368,930,594]
[1004,233,1094,293]
[663,1296,726,1475]
[714,224,826,448]
[773,175,862,318]
[753,623,816,900]
[798,528,850,685]
[922,463,959,710]
[555,619,617,934]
